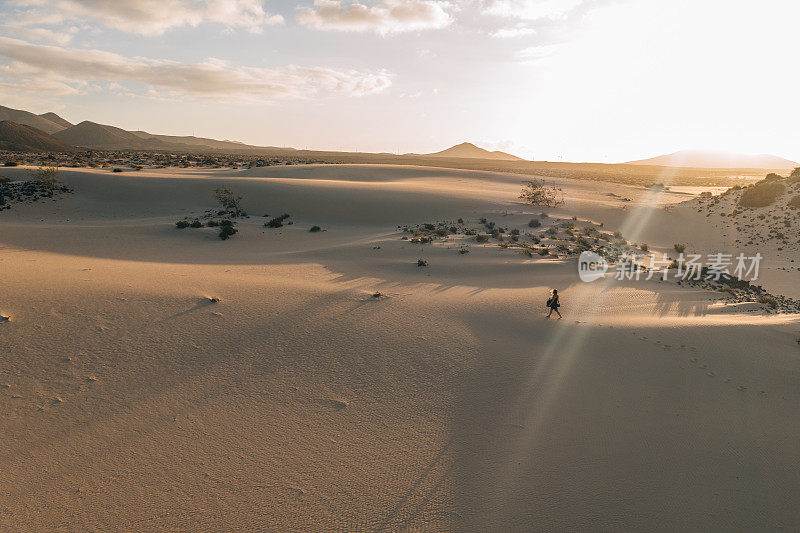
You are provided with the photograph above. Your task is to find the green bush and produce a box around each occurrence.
[674,243,685,254]
[3,161,18,167]
[476,234,489,242]
[309,225,321,232]
[528,219,541,228]
[176,220,190,228]
[112,168,123,173]
[190,220,203,228]
[219,225,238,240]
[265,214,290,228]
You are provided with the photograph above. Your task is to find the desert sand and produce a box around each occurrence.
[2,164,799,530]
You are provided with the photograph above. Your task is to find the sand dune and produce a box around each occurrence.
[1,164,799,530]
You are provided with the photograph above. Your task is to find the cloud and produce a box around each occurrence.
[1,26,76,45]
[484,0,584,20]
[297,0,453,35]
[0,37,392,101]
[8,0,284,35]
[515,43,558,62]
[490,25,536,38]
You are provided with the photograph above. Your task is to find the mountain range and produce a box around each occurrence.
[0,121,75,152]
[2,104,798,168]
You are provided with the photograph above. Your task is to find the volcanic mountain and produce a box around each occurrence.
[416,142,525,161]
[0,121,75,152]
[626,150,797,169]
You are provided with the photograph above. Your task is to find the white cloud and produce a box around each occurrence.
[1,26,76,45]
[484,0,584,20]
[297,0,453,35]
[9,0,284,35]
[515,43,558,61]
[0,37,392,101]
[490,25,536,38]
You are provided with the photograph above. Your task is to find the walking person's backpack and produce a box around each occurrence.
[546,296,553,307]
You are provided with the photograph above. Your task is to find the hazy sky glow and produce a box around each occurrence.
[0,0,798,162]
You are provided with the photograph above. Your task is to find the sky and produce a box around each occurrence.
[0,0,799,162]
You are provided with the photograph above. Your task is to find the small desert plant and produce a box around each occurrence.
[31,166,60,190]
[674,243,686,254]
[417,259,428,267]
[640,243,648,251]
[757,295,778,308]
[214,187,243,216]
[476,234,489,242]
[112,168,123,173]
[189,220,203,228]
[528,219,541,228]
[207,220,220,227]
[265,214,290,228]
[3,161,18,167]
[511,228,520,235]
[175,220,190,228]
[309,225,322,232]
[519,179,564,207]
[219,224,238,240]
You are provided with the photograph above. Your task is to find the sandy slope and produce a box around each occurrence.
[1,165,799,531]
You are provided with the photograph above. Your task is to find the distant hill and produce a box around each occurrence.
[626,150,798,169]
[415,142,525,161]
[53,121,172,150]
[38,112,73,129]
[0,105,67,135]
[0,121,75,152]
[129,131,295,152]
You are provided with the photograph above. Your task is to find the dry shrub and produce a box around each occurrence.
[738,180,785,208]
[31,166,60,190]
[519,179,564,207]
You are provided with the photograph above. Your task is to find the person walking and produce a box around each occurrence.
[546,289,562,319]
